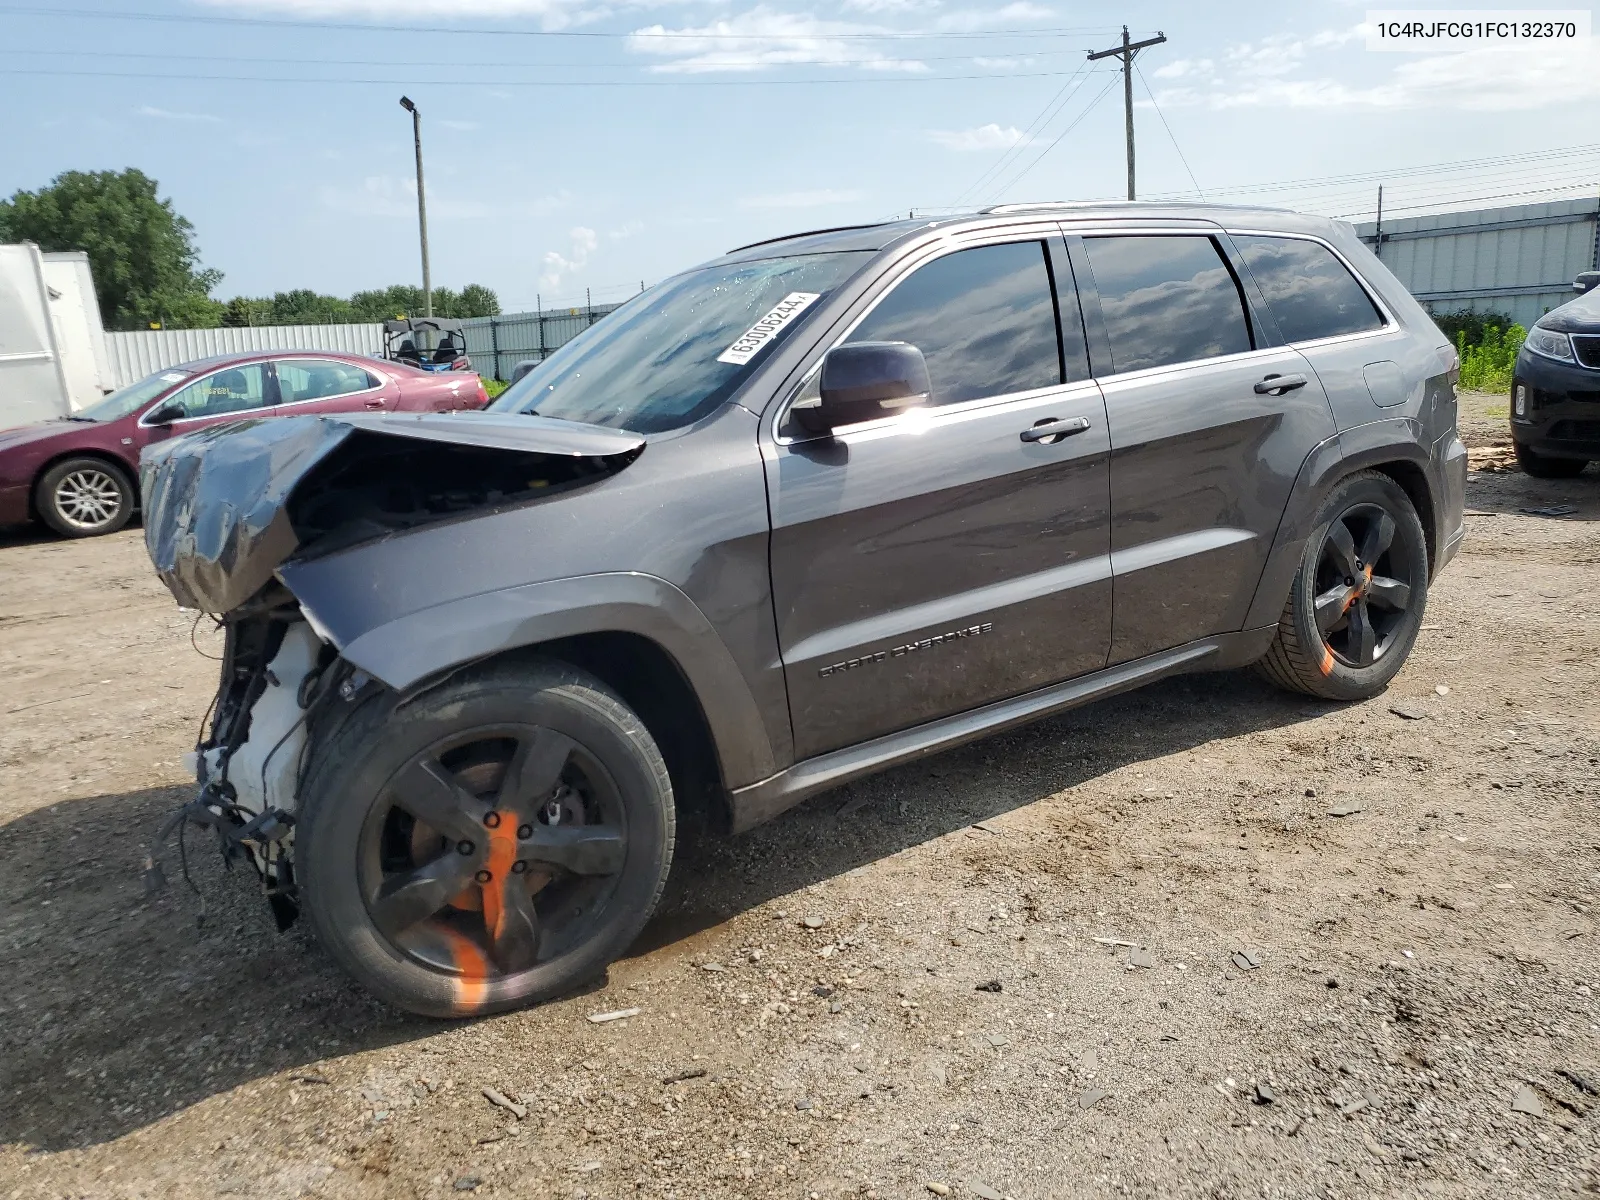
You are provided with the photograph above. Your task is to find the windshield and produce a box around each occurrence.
[491,251,874,432]
[76,369,192,422]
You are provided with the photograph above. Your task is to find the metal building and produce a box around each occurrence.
[1353,197,1599,328]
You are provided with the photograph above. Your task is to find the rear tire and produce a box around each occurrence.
[35,457,134,537]
[297,657,674,1018]
[1253,471,1429,701]
[1514,442,1587,479]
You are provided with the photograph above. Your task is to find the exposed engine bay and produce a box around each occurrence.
[139,411,648,926]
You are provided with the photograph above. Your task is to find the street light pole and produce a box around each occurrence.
[399,95,433,318]
[1087,26,1168,201]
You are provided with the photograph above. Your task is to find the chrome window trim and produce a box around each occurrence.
[274,357,386,408]
[770,227,1077,446]
[779,377,1105,448]
[1090,343,1297,391]
[135,363,273,428]
[1221,227,1398,342]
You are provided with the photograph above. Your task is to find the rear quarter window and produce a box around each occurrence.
[1233,235,1385,343]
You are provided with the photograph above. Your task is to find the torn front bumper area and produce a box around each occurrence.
[139,410,647,925]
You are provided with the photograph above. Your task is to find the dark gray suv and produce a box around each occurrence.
[141,202,1467,1017]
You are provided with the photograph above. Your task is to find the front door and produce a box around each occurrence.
[767,237,1114,761]
[138,362,278,450]
[1070,232,1337,664]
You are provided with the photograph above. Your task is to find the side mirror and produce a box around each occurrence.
[792,342,931,435]
[146,400,185,426]
[1574,271,1600,295]
[509,359,540,385]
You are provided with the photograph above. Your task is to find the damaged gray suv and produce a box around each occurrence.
[142,203,1467,1017]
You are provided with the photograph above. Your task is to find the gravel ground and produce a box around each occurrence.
[2,391,1598,1200]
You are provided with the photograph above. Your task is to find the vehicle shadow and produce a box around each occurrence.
[0,524,58,550]
[0,668,1329,1152]
[1462,460,1600,522]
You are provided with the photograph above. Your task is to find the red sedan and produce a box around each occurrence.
[0,350,489,537]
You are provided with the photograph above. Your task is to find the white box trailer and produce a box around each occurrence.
[0,243,111,430]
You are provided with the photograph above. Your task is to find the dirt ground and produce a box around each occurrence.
[2,391,1598,1200]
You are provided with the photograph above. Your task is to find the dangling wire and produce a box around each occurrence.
[190,612,224,661]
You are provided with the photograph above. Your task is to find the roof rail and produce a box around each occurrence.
[725,222,890,254]
[979,201,1106,214]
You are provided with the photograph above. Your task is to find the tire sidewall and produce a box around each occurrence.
[298,666,673,1018]
[36,457,134,538]
[1290,473,1429,701]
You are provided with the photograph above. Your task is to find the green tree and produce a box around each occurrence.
[0,168,222,330]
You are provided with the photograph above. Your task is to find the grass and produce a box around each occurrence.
[483,378,509,400]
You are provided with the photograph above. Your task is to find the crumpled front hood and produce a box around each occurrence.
[141,411,645,615]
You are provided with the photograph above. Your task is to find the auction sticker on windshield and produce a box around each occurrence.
[718,292,821,366]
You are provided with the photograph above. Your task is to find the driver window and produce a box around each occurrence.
[845,241,1065,406]
[162,364,271,419]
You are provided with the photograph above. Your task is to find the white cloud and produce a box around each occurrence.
[933,2,1052,32]
[738,188,865,208]
[136,105,222,123]
[627,8,928,73]
[436,119,480,131]
[927,122,1023,151]
[1149,27,1600,111]
[541,226,599,289]
[608,220,644,241]
[840,0,937,11]
[198,0,598,23]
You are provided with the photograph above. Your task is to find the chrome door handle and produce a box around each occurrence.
[364,399,386,409]
[1254,373,1307,395]
[1020,416,1091,443]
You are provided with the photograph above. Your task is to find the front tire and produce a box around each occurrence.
[1514,442,1587,479]
[297,658,674,1018]
[1254,471,1429,701]
[35,457,134,537]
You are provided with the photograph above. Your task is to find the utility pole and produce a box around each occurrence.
[1087,25,1167,201]
[398,96,433,318]
[1374,185,1384,261]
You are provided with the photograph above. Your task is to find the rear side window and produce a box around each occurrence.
[278,359,377,403]
[847,241,1063,405]
[1082,235,1252,374]
[1233,235,1385,343]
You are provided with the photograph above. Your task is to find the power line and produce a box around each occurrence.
[950,62,1100,207]
[12,45,1085,71]
[1142,144,1600,204]
[0,65,1091,87]
[1134,62,1202,200]
[0,5,1121,42]
[1332,180,1600,219]
[988,71,1122,200]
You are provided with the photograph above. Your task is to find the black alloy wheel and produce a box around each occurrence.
[297,658,674,1018]
[1254,470,1430,701]
[361,725,628,987]
[1311,503,1414,671]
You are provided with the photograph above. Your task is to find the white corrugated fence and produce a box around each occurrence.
[103,323,385,389]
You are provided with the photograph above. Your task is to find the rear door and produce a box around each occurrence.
[1069,230,1337,664]
[273,358,393,415]
[766,234,1114,760]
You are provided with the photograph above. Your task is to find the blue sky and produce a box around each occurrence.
[4,1,1596,312]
